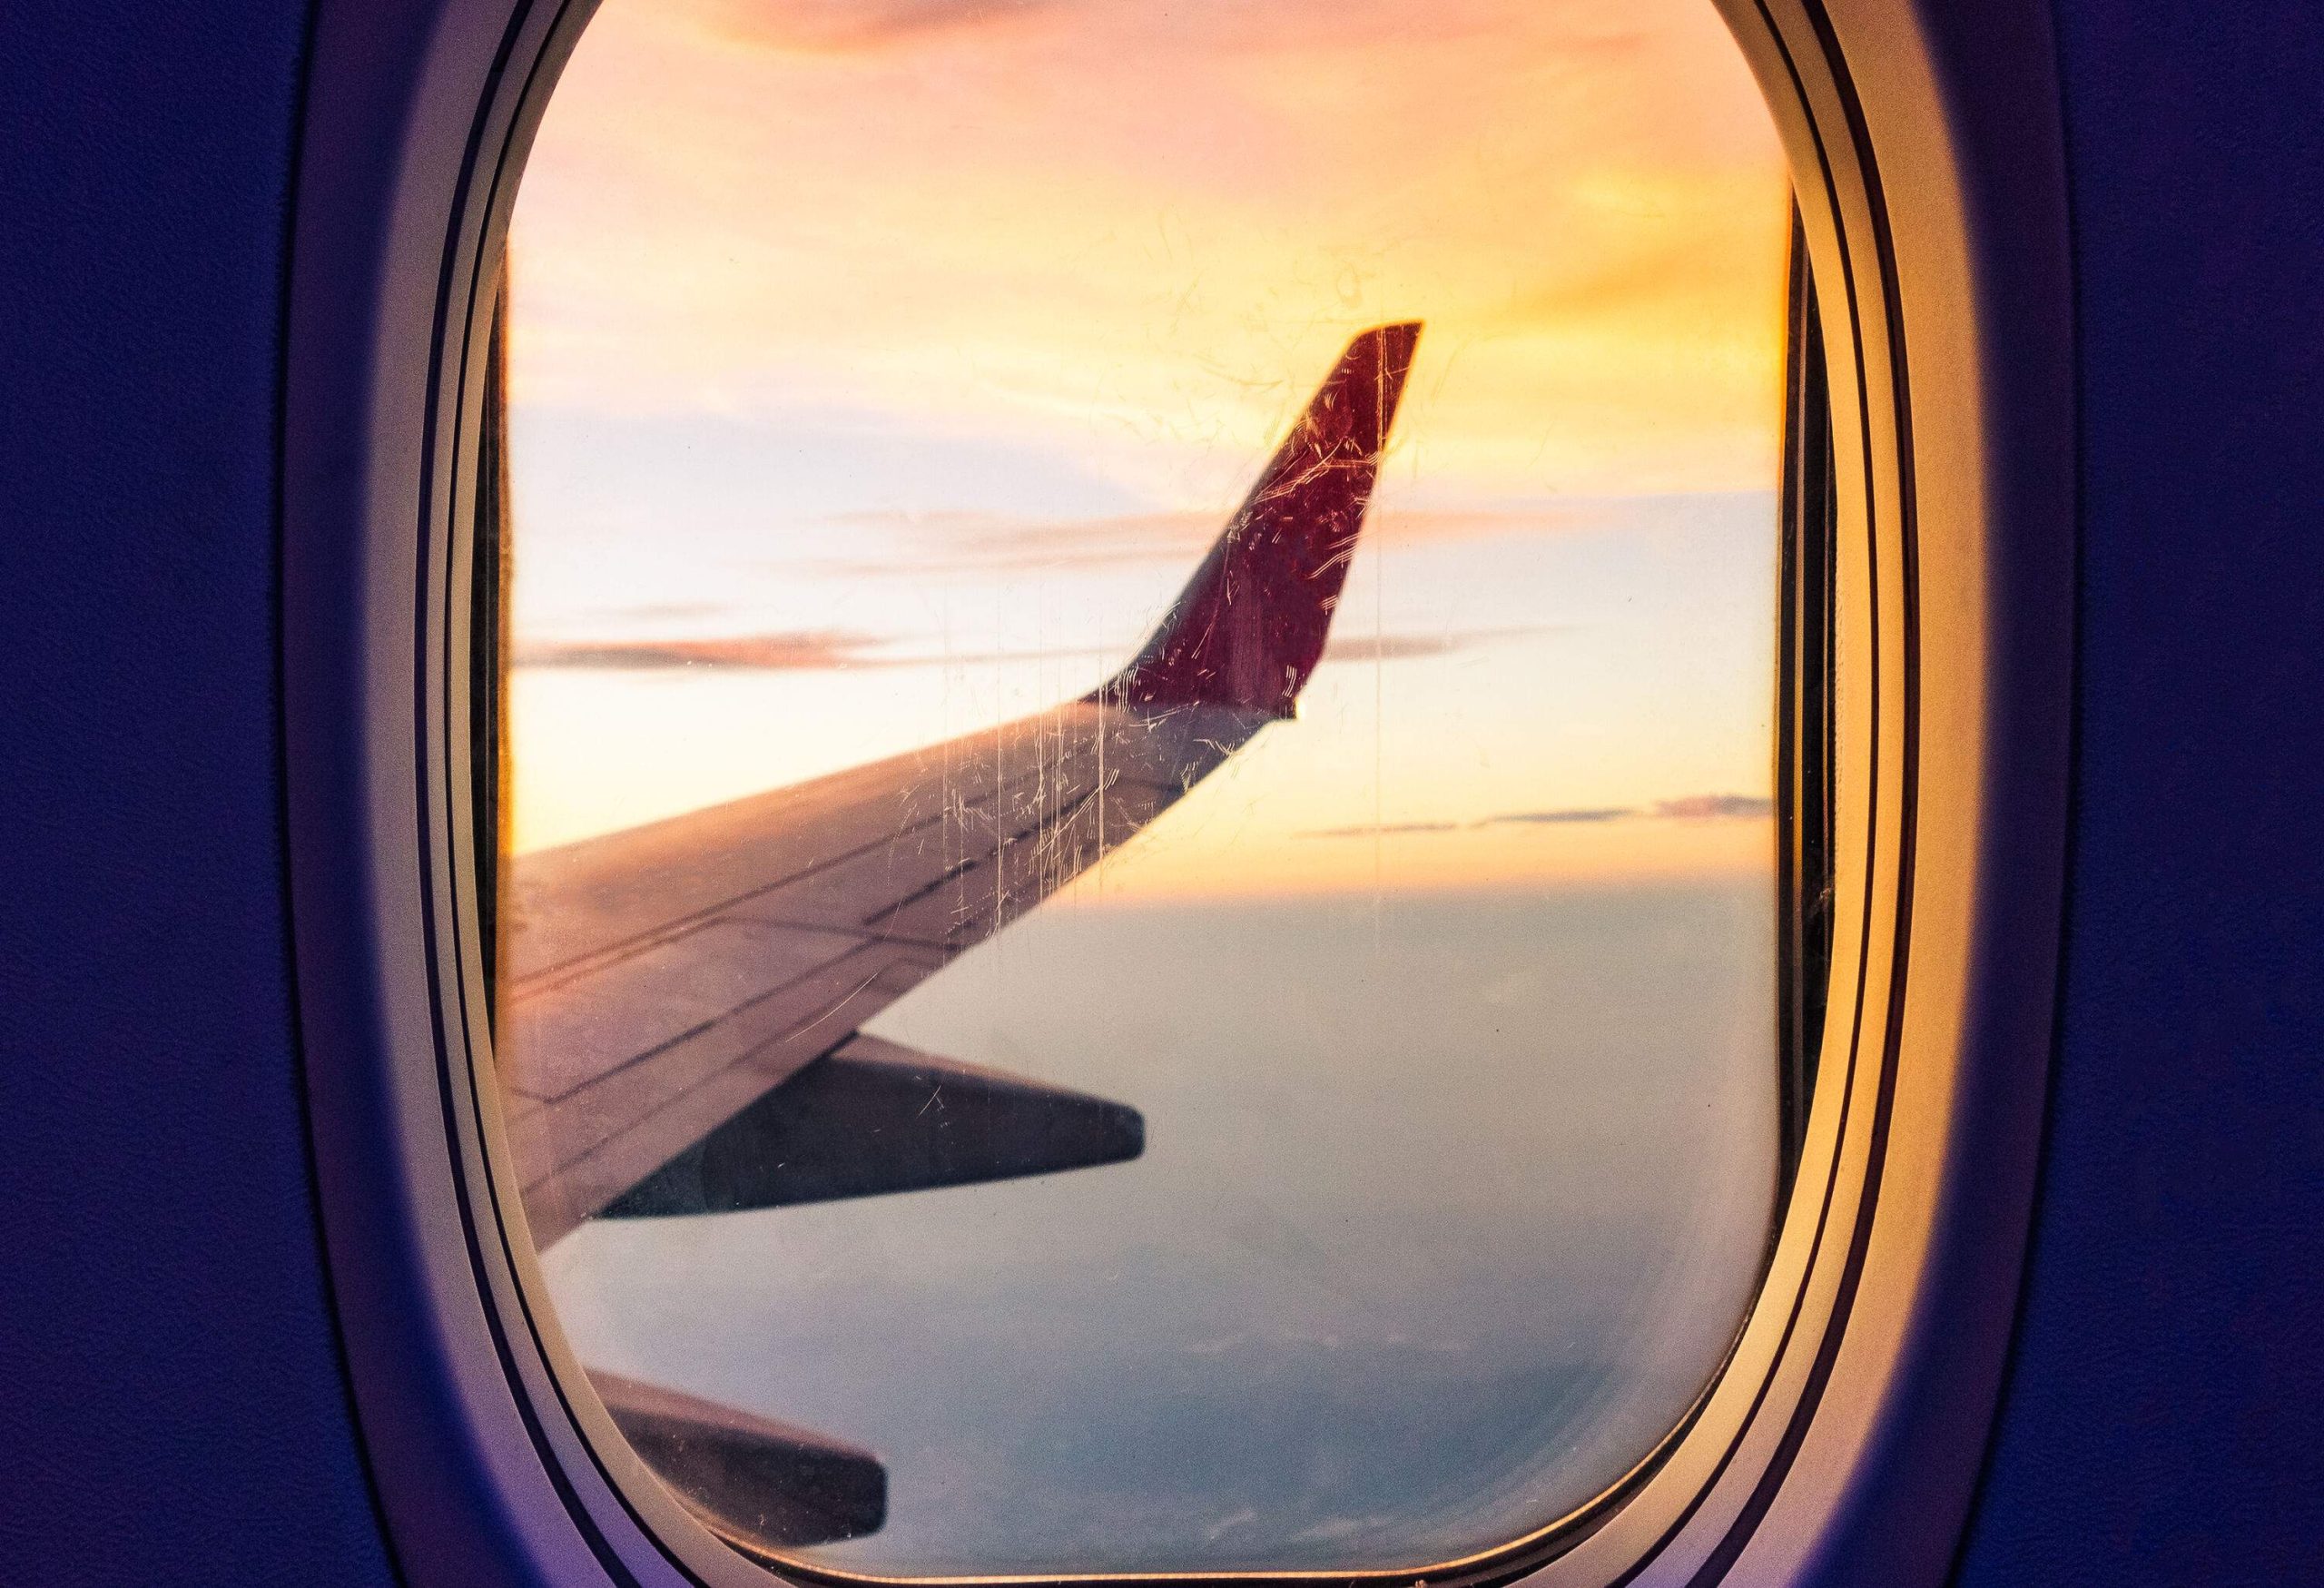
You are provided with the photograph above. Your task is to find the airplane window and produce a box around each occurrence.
[487,0,1797,1575]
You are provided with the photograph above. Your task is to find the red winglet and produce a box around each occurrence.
[1098,321,1422,717]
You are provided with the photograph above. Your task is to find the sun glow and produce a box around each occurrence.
[507,0,1790,892]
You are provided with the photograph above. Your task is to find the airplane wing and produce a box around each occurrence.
[591,1371,887,1554]
[498,321,1420,1248]
[496,321,1418,1545]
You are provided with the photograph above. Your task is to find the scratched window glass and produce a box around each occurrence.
[495,0,1791,1574]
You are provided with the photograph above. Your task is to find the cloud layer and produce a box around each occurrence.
[801,502,1640,580]
[1304,795,1771,838]
[513,624,1542,672]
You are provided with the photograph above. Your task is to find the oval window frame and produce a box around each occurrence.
[279,1,2075,1584]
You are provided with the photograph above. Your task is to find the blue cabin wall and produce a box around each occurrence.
[1,0,2320,1583]
[0,3,395,1583]
[1954,3,2324,1583]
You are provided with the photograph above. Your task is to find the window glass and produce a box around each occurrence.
[497,0,1790,1573]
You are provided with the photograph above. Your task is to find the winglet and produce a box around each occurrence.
[1097,321,1423,717]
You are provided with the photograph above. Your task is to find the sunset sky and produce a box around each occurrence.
[504,0,1793,896]
[510,0,1794,1569]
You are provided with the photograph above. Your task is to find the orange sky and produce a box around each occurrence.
[506,0,1793,893]
[515,0,1788,498]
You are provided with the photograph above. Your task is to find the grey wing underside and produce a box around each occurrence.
[498,698,1272,1246]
